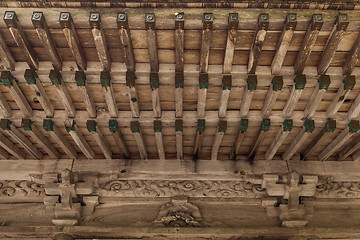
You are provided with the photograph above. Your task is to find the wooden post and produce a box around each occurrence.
[59,12,87,70]
[218,75,232,118]
[248,13,269,74]
[262,75,283,117]
[145,13,159,73]
[223,13,239,74]
[43,119,78,159]
[117,12,135,72]
[348,88,360,120]
[109,119,129,159]
[89,12,111,71]
[0,71,32,118]
[3,11,38,69]
[66,119,95,160]
[301,119,336,160]
[283,119,315,161]
[175,12,184,73]
[240,75,257,118]
[175,72,184,118]
[197,73,208,118]
[21,118,60,159]
[248,118,271,161]
[101,71,118,118]
[283,74,306,118]
[193,119,205,160]
[326,75,355,118]
[265,119,293,161]
[126,70,140,118]
[271,13,297,75]
[200,13,213,73]
[211,120,227,160]
[75,71,96,118]
[150,72,161,118]
[87,120,112,159]
[304,75,330,118]
[175,119,183,160]
[130,120,147,160]
[318,14,349,75]
[338,134,360,161]
[154,120,165,160]
[319,120,360,161]
[32,12,62,70]
[294,14,323,75]
[0,31,15,70]
[0,119,43,159]
[0,130,24,159]
[230,118,248,160]
[49,69,76,118]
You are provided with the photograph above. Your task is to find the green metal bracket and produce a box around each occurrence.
[336,13,349,31]
[197,119,205,132]
[283,119,293,131]
[318,75,331,90]
[0,119,11,130]
[258,13,269,31]
[175,119,183,132]
[24,69,37,84]
[222,75,232,90]
[239,118,248,132]
[272,75,283,91]
[86,120,97,132]
[43,119,54,131]
[218,120,227,132]
[261,118,271,131]
[348,120,360,133]
[175,72,184,88]
[311,14,324,31]
[21,118,32,131]
[130,121,140,133]
[108,119,118,132]
[304,119,315,133]
[75,71,86,86]
[0,71,13,86]
[100,71,111,87]
[285,13,297,31]
[247,75,257,90]
[199,73,208,89]
[325,119,336,132]
[294,74,306,89]
[66,120,76,132]
[49,69,62,85]
[150,72,159,89]
[343,75,356,90]
[154,120,162,132]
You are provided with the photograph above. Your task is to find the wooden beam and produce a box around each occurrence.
[197,73,208,118]
[43,119,78,159]
[59,12,87,70]
[150,72,161,118]
[326,75,355,118]
[262,75,283,117]
[200,13,213,73]
[353,149,360,162]
[126,70,140,118]
[175,72,184,118]
[31,12,62,70]
[223,13,239,74]
[248,13,269,74]
[174,12,184,73]
[230,118,248,160]
[65,119,95,160]
[283,119,315,161]
[0,130,24,159]
[304,75,330,118]
[153,120,165,160]
[301,119,336,160]
[319,120,360,161]
[0,71,32,118]
[21,118,59,159]
[265,119,293,161]
[0,30,15,70]
[117,12,135,72]
[3,11,38,69]
[193,119,205,160]
[218,75,232,118]
[75,71,96,118]
[343,32,360,75]
[318,14,349,75]
[240,75,257,118]
[338,133,360,161]
[294,14,323,75]
[0,119,43,159]
[108,119,129,159]
[248,118,271,161]
[271,13,297,75]
[283,74,306,118]
[0,146,9,159]
[145,13,159,73]
[175,119,183,160]
[49,70,76,118]
[130,120,147,160]
[348,90,360,120]
[211,119,227,160]
[101,71,118,118]
[86,120,111,159]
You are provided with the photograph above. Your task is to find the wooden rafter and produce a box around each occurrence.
[265,119,293,161]
[130,120,147,160]
[109,119,129,159]
[0,130,24,159]
[145,13,159,73]
[75,71,96,118]
[230,118,248,160]
[87,120,112,159]
[150,72,161,118]
[174,12,184,73]
[0,30,15,70]
[223,13,238,74]
[126,70,140,118]
[197,73,208,118]
[283,75,306,118]
[240,75,257,118]
[218,75,232,118]
[211,120,227,160]
[200,13,213,74]
[101,71,118,118]
[66,119,95,160]
[248,118,271,161]
[348,91,360,120]
[338,133,360,161]
[175,119,183,160]
[117,12,135,72]
[343,31,360,75]
[262,75,283,117]
[154,120,165,160]
[193,119,205,160]
[304,75,330,119]
[175,72,184,118]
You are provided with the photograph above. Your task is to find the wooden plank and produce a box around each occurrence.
[317,14,349,75]
[24,69,54,118]
[175,72,184,118]
[89,12,111,71]
[294,14,323,75]
[304,75,330,119]
[348,91,360,120]
[271,13,297,75]
[248,13,269,74]
[199,13,213,73]
[0,30,15,70]
[31,12,62,70]
[248,118,270,161]
[3,11,38,69]
[130,120,147,160]
[197,73,208,118]
[43,119,78,159]
[153,120,165,160]
[126,70,140,118]
[230,118,248,160]
[218,75,231,118]
[174,12,184,73]
[59,12,87,70]
[101,71,118,118]
[175,119,183,160]
[145,13,159,73]
[87,120,112,159]
[338,133,360,161]
[75,71,96,118]
[283,74,306,118]
[265,119,293,161]
[223,13,239,74]
[117,12,135,72]
[261,75,283,117]
[108,119,129,159]
[240,75,257,118]
[193,119,205,160]
[343,32,360,75]
[0,131,24,159]
[150,72,161,118]
[211,120,227,160]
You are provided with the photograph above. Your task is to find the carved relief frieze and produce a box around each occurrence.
[0,180,45,197]
[315,176,360,198]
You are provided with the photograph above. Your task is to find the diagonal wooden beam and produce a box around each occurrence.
[265,119,293,161]
[343,31,360,75]
[32,12,62,70]
[117,12,135,72]
[248,118,271,161]
[0,146,9,159]
[126,70,140,118]
[353,148,360,162]
[223,13,239,74]
[0,31,15,70]
[75,71,96,118]
[294,14,323,75]
[193,119,205,160]
[283,74,306,118]
[240,75,257,118]
[338,133,360,161]
[230,118,248,160]
[150,72,161,118]
[174,12,184,73]
[304,75,330,118]
[318,14,349,75]
[109,119,129,159]
[130,120,147,160]
[175,119,183,160]
[200,13,213,74]
[248,13,269,74]
[59,12,87,70]
[153,120,165,160]
[87,120,111,159]
[319,120,360,161]
[0,130,24,159]
[218,75,232,118]
[211,119,227,160]
[101,71,118,118]
[271,13,297,75]
[145,13,159,73]
[348,90,360,120]
[175,72,184,118]
[262,75,283,117]
[197,73,208,118]
[3,11,38,69]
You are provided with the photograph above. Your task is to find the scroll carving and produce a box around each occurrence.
[0,180,44,197]
[315,176,360,198]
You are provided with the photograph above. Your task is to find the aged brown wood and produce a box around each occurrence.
[145,13,159,73]
[343,32,360,75]
[75,71,96,118]
[199,13,213,74]
[117,12,136,72]
[223,13,238,74]
[126,70,140,118]
[130,120,147,160]
[87,120,112,160]
[0,130,24,159]
[0,31,15,70]
[66,119,95,160]
[174,12,184,73]
[338,134,360,161]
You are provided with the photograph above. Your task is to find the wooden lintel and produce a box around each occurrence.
[283,74,306,118]
[304,75,330,118]
[211,120,227,160]
[262,75,283,117]
[175,119,183,160]
[338,133,360,161]
[348,91,360,120]
[240,75,257,118]
[248,118,271,161]
[59,12,87,70]
[343,32,360,75]
[130,120,147,160]
[230,118,248,160]
[223,13,239,74]
[265,119,293,161]
[117,12,135,72]
[87,120,112,159]
[175,72,184,118]
[153,120,165,160]
[126,70,140,118]
[199,13,213,73]
[101,71,118,118]
[150,72,161,118]
[109,119,130,159]
[174,12,184,73]
[0,31,15,70]
[193,119,205,160]
[0,130,24,159]
[197,73,208,118]
[218,75,232,118]
[145,13,159,73]
[75,71,96,118]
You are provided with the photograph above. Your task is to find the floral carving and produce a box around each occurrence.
[0,180,45,197]
[315,176,360,198]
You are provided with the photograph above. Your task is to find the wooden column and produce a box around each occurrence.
[223,13,239,74]
[343,32,360,75]
[271,13,297,75]
[0,31,15,70]
[145,13,159,73]
[193,119,205,160]
[211,120,227,160]
[101,71,118,118]
[87,120,112,159]
[117,12,135,72]
[197,73,208,118]
[240,75,257,118]
[49,69,76,118]
[32,11,62,70]
[318,14,349,75]
[319,120,360,161]
[248,13,269,74]
[154,120,165,160]
[150,72,161,118]
[348,89,360,120]
[175,72,184,118]
[0,71,32,118]
[75,71,96,118]
[3,11,38,69]
[66,119,95,160]
[304,75,330,118]
[294,14,323,74]
[230,118,248,160]
[174,12,184,73]
[265,119,293,161]
[130,120,147,160]
[0,130,24,159]
[262,75,283,117]
[175,119,183,160]
[126,70,140,118]
[200,13,213,73]
[109,119,129,159]
[248,118,271,161]
[59,12,87,70]
[283,119,315,161]
[283,74,306,118]
[338,133,360,161]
